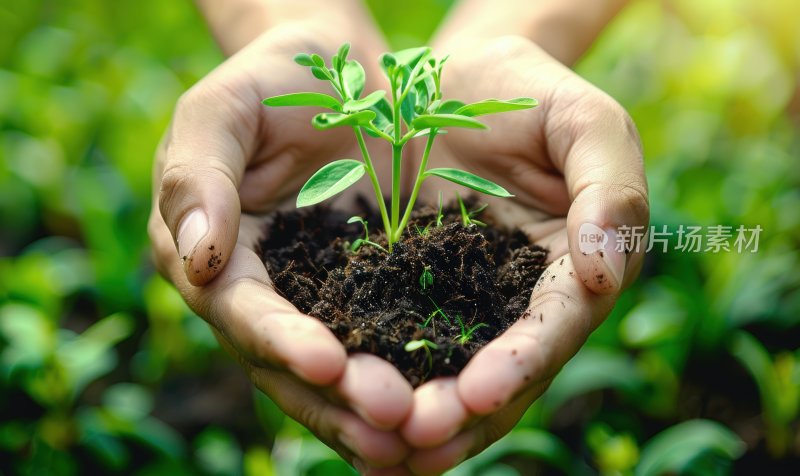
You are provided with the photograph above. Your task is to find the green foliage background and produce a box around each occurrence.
[1,0,798,474]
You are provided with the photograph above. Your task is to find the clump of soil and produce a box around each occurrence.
[260,201,547,387]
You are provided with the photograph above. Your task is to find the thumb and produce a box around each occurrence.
[560,95,649,294]
[157,86,251,286]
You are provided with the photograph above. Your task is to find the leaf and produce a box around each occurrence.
[455,97,538,116]
[437,100,465,114]
[296,159,365,208]
[311,111,376,130]
[404,340,425,352]
[401,86,417,126]
[310,53,325,67]
[393,46,431,68]
[310,66,330,81]
[336,42,350,64]
[342,60,365,99]
[367,97,393,134]
[347,216,366,226]
[293,53,315,67]
[412,128,447,139]
[380,53,396,69]
[262,92,341,111]
[425,168,513,197]
[411,114,487,130]
[636,420,745,476]
[343,90,386,113]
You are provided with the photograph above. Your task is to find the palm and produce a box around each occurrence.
[208,28,390,213]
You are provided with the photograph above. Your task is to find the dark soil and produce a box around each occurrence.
[259,200,548,387]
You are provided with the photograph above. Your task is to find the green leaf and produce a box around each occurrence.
[343,90,386,113]
[347,215,366,226]
[342,60,365,99]
[401,86,417,126]
[393,47,432,68]
[262,92,341,111]
[367,97,393,135]
[310,54,325,68]
[380,53,396,69]
[411,114,487,130]
[296,159,365,207]
[455,97,538,116]
[437,100,466,114]
[425,168,513,197]
[636,420,745,476]
[336,42,350,64]
[310,66,330,81]
[311,111,376,130]
[412,128,447,139]
[293,53,315,67]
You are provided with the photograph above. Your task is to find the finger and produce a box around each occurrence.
[400,378,469,448]
[520,219,568,261]
[548,86,649,294]
[244,362,410,468]
[156,74,262,286]
[150,206,346,385]
[334,353,414,431]
[407,384,546,475]
[458,254,615,414]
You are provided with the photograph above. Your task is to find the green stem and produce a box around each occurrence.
[391,143,402,246]
[395,130,436,242]
[354,127,391,246]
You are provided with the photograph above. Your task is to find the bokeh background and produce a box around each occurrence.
[1,0,798,474]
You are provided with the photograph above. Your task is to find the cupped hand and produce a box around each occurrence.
[148,25,415,473]
[400,36,649,474]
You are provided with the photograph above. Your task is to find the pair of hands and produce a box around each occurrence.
[148,14,648,475]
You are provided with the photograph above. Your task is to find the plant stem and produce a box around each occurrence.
[389,75,403,251]
[354,127,391,246]
[395,130,436,242]
[391,143,402,246]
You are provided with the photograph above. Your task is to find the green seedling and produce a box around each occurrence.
[263,43,537,252]
[405,338,439,372]
[454,313,489,345]
[419,266,434,291]
[347,216,387,252]
[456,192,488,227]
[420,296,451,331]
[435,191,444,227]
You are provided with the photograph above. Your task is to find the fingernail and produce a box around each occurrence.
[600,227,626,288]
[177,208,209,258]
[339,431,358,454]
[351,457,367,474]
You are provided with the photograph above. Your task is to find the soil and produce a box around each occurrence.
[259,199,548,387]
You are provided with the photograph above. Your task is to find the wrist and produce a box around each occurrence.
[196,0,375,56]
[434,0,629,66]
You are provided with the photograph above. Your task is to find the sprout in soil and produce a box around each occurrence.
[404,338,438,372]
[262,43,538,252]
[453,313,489,345]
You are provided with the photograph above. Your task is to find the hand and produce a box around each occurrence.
[148,23,415,472]
[399,36,649,474]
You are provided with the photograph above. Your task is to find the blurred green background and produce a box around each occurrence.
[1,0,798,474]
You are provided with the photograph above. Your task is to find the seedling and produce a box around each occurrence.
[454,313,489,345]
[263,43,537,252]
[419,266,434,291]
[456,192,488,227]
[404,338,438,373]
[347,216,387,252]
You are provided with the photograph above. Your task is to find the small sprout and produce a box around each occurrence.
[454,313,489,345]
[405,338,438,372]
[456,193,488,227]
[419,266,434,291]
[347,216,387,253]
[263,42,537,252]
[435,191,444,227]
